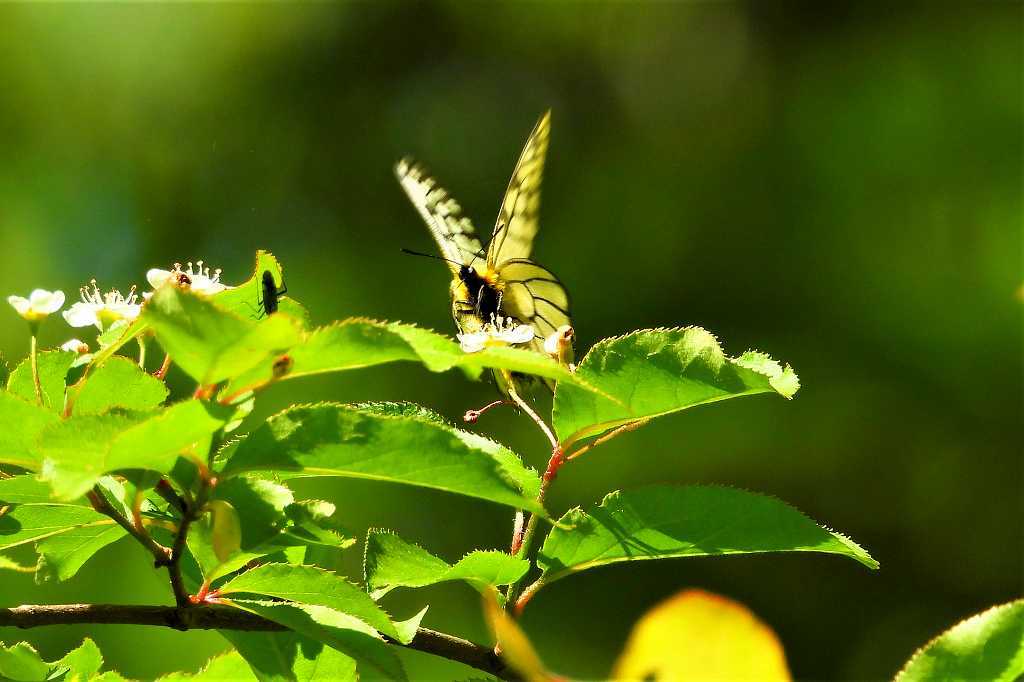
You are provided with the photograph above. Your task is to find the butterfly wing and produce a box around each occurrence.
[497,258,570,341]
[395,158,484,272]
[486,111,551,267]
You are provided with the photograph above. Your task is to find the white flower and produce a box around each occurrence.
[458,317,535,353]
[146,260,227,296]
[7,289,65,322]
[60,338,89,354]
[63,280,141,329]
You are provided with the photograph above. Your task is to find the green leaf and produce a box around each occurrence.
[49,638,104,680]
[0,394,60,469]
[0,639,105,682]
[222,319,598,398]
[7,351,75,412]
[88,317,150,370]
[0,642,50,681]
[213,250,307,324]
[72,356,167,415]
[534,486,877,592]
[220,563,407,643]
[364,529,528,599]
[221,630,356,682]
[0,475,59,504]
[221,403,545,515]
[277,500,355,551]
[143,286,303,385]
[35,521,126,582]
[39,400,230,500]
[226,599,404,681]
[895,600,1024,682]
[0,503,112,551]
[156,650,255,681]
[553,327,800,448]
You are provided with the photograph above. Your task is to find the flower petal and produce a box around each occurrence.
[7,296,30,316]
[40,290,65,313]
[146,268,173,289]
[60,338,88,354]
[503,325,535,345]
[458,332,489,353]
[63,302,100,328]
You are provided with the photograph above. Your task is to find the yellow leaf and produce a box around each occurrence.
[482,588,554,682]
[613,589,791,681]
[208,500,242,563]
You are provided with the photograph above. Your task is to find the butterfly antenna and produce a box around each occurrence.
[400,248,463,268]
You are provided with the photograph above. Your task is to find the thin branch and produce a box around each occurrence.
[565,418,650,461]
[87,487,170,567]
[501,378,566,612]
[154,479,186,515]
[0,604,516,680]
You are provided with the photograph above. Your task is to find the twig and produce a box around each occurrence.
[565,418,650,460]
[87,487,170,567]
[29,334,43,405]
[154,479,187,515]
[0,604,516,679]
[502,378,567,611]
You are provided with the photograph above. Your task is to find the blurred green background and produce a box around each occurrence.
[0,2,1020,680]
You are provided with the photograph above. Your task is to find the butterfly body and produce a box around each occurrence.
[453,264,503,331]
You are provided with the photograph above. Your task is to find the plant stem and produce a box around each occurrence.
[505,379,558,451]
[137,336,147,370]
[29,333,43,405]
[502,378,567,612]
[0,605,517,679]
[168,473,213,606]
[154,353,172,379]
[87,487,170,566]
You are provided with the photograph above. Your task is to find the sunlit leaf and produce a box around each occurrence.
[483,588,551,682]
[0,393,60,469]
[225,599,405,681]
[612,589,791,681]
[553,327,800,448]
[71,356,167,415]
[0,638,103,682]
[7,351,75,412]
[39,400,230,500]
[222,319,602,398]
[0,642,50,681]
[220,403,545,515]
[220,563,409,643]
[213,250,307,324]
[35,521,127,582]
[0,501,112,551]
[49,638,104,681]
[221,629,356,682]
[142,286,303,385]
[90,318,149,368]
[895,599,1024,682]
[533,486,876,593]
[365,529,528,599]
[156,650,255,681]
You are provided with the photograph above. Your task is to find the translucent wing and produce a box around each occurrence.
[395,158,484,272]
[486,111,551,267]
[497,258,571,341]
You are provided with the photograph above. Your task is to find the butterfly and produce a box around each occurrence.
[395,111,571,389]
